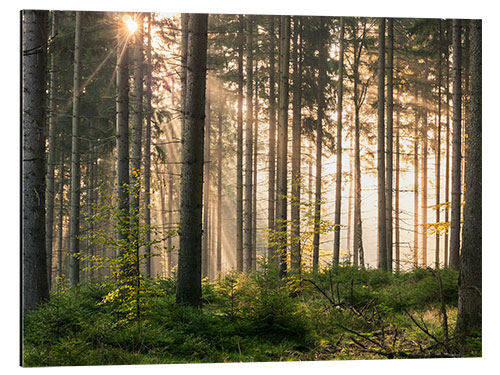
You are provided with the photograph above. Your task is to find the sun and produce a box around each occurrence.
[123,15,138,34]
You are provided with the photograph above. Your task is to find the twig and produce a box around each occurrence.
[336,324,384,349]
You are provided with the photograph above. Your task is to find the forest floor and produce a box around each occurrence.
[22,266,481,367]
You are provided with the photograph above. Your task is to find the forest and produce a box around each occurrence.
[21,9,481,367]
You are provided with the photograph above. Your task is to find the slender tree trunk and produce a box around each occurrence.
[435,21,443,269]
[69,11,82,286]
[236,16,244,271]
[45,11,57,289]
[159,175,167,277]
[291,16,302,271]
[252,59,259,271]
[58,152,65,279]
[22,9,49,313]
[267,16,278,264]
[277,15,290,278]
[202,85,211,278]
[167,174,174,276]
[176,13,208,306]
[444,22,451,267]
[347,133,353,264]
[352,20,364,268]
[377,18,387,270]
[413,89,420,268]
[395,95,401,271]
[130,13,144,281]
[217,91,223,275]
[455,19,481,339]
[244,15,254,273]
[312,17,326,272]
[449,19,462,269]
[385,18,393,271]
[333,17,344,266]
[116,17,130,257]
[422,107,428,267]
[144,13,153,277]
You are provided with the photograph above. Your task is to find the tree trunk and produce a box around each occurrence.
[244,15,254,273]
[395,92,400,271]
[312,17,326,272]
[202,85,211,278]
[144,13,153,277]
[333,17,344,266]
[217,90,223,276]
[455,18,481,339]
[377,18,387,270]
[116,16,130,258]
[130,13,144,280]
[69,11,82,286]
[277,15,290,278]
[422,107,428,267]
[252,58,259,271]
[385,18,394,271]
[291,16,302,271]
[267,16,277,264]
[58,152,65,279]
[22,9,49,313]
[176,13,208,307]
[444,21,451,267]
[435,20,443,269]
[45,11,57,289]
[449,19,462,269]
[352,20,365,268]
[414,90,419,268]
[236,16,244,271]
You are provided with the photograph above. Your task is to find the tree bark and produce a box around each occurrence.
[385,18,394,271]
[45,11,57,289]
[333,17,344,266]
[176,13,208,306]
[202,85,211,278]
[267,16,277,264]
[414,89,420,268]
[244,15,254,273]
[217,90,224,275]
[69,11,82,286]
[22,9,49,313]
[455,19,481,339]
[236,16,244,271]
[449,19,462,269]
[312,17,326,272]
[277,15,290,278]
[435,20,443,269]
[144,13,153,277]
[291,16,302,271]
[377,18,387,270]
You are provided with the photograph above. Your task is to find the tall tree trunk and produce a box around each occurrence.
[435,20,443,269]
[352,20,365,268]
[217,91,223,275]
[347,133,353,264]
[58,152,65,279]
[267,16,277,264]
[45,11,57,289]
[377,18,387,270]
[202,85,211,278]
[277,15,290,278]
[116,15,130,258]
[413,89,420,268]
[176,13,208,306]
[455,18,481,339]
[22,9,49,313]
[236,16,244,271]
[333,17,344,266]
[385,18,394,271]
[244,15,254,273]
[130,13,144,280]
[312,17,326,272]
[252,59,259,271]
[144,13,153,277]
[69,11,82,286]
[422,106,428,267]
[291,16,302,271]
[444,21,451,268]
[449,19,462,269]
[395,92,400,271]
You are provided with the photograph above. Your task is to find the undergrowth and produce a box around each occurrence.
[23,266,479,367]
